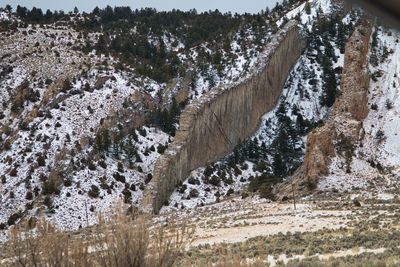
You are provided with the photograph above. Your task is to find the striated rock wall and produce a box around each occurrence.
[280,20,373,196]
[144,21,306,213]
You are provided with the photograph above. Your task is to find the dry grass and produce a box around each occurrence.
[2,213,190,267]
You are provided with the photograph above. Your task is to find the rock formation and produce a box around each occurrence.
[279,19,373,196]
[144,21,306,213]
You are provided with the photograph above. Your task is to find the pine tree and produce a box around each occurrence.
[337,21,347,54]
[305,2,312,15]
[275,122,290,155]
[169,97,180,124]
[275,101,287,120]
[16,6,27,18]
[320,56,337,107]
[273,153,286,177]
[324,40,335,61]
[131,129,139,142]
[5,5,12,13]
[95,128,111,152]
[95,35,108,54]
[45,9,53,21]
[296,114,308,135]
[93,7,100,15]
[28,7,44,22]
[371,28,379,50]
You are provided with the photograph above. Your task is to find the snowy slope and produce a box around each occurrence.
[319,27,400,193]
[50,126,170,229]
[162,5,357,213]
[0,5,290,234]
[0,24,174,234]
[0,0,377,238]
[277,0,333,30]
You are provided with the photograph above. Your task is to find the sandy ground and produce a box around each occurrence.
[159,197,353,247]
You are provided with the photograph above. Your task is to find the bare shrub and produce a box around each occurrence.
[5,219,79,267]
[93,213,189,267]
[2,213,190,267]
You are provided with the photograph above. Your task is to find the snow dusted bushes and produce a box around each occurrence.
[189,189,199,198]
[88,185,100,198]
[10,80,40,113]
[43,196,55,213]
[41,180,59,195]
[7,211,22,226]
[9,168,17,177]
[41,163,66,196]
[36,154,46,166]
[385,99,393,110]
[375,130,386,144]
[248,173,279,200]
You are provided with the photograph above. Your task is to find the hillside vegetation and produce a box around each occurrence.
[1,0,400,265]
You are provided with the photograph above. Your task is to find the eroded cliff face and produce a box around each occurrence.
[280,20,373,196]
[143,21,306,213]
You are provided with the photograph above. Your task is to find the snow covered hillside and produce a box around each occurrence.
[2,2,400,265]
[0,0,321,236]
[0,21,175,235]
[2,0,392,240]
[162,0,358,213]
[320,26,400,195]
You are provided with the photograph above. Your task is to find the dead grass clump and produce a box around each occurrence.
[3,213,190,267]
[5,220,77,267]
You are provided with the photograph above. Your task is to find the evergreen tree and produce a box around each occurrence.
[150,97,181,135]
[296,114,309,135]
[95,128,111,152]
[95,34,108,54]
[275,122,291,155]
[320,55,337,107]
[166,97,180,135]
[5,5,12,13]
[273,153,286,177]
[275,101,287,120]
[92,7,100,15]
[28,7,44,22]
[45,9,53,21]
[371,28,379,50]
[131,128,139,142]
[337,21,347,53]
[16,5,27,18]
[324,40,335,61]
[305,2,312,15]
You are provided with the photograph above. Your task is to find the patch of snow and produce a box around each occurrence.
[277,0,332,30]
[0,11,10,21]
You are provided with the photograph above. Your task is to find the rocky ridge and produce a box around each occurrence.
[280,18,373,196]
[144,21,306,213]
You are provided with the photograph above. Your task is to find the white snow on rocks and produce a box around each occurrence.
[277,0,332,30]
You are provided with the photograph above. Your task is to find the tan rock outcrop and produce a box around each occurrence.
[334,22,372,121]
[302,125,336,188]
[144,21,306,213]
